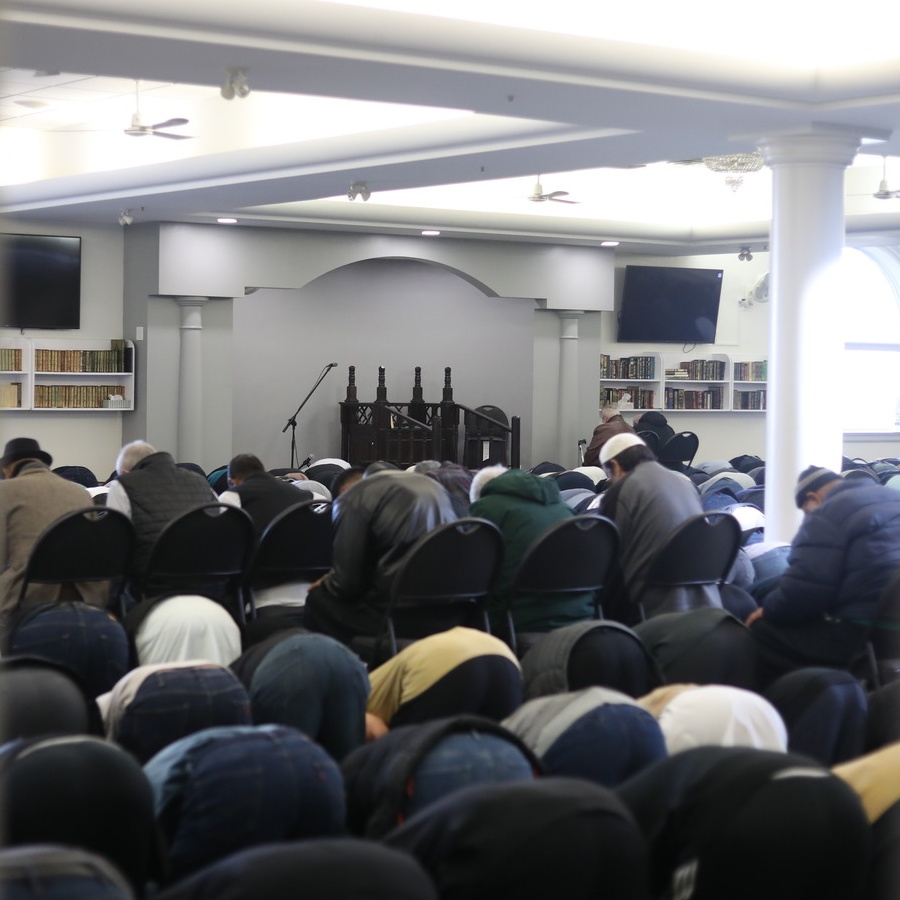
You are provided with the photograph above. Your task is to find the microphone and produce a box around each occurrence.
[327,362,338,368]
[299,452,315,469]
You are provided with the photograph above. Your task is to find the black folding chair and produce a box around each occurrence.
[357,517,504,663]
[141,503,256,624]
[635,430,660,456]
[658,431,699,471]
[505,513,620,655]
[637,511,741,620]
[17,506,135,614]
[241,499,333,620]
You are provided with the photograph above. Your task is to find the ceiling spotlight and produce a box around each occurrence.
[421,230,441,236]
[221,68,250,101]
[348,181,371,201]
[600,240,620,248]
[217,217,238,224]
[118,210,134,226]
[738,246,753,261]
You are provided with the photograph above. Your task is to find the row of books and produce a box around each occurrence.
[34,385,128,409]
[678,358,727,381]
[601,387,656,409]
[664,387,725,410]
[599,355,656,380]
[734,360,768,382]
[0,382,22,408]
[0,348,23,372]
[734,389,767,410]
[35,340,131,373]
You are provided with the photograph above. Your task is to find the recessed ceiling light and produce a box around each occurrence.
[217,217,238,224]
[600,240,620,247]
[421,229,441,236]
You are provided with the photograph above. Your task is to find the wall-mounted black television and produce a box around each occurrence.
[617,264,723,344]
[0,233,82,329]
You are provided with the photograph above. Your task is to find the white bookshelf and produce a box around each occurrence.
[599,352,766,414]
[2,338,135,412]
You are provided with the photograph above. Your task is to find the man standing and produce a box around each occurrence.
[746,466,900,685]
[304,468,457,645]
[0,437,104,615]
[582,404,636,467]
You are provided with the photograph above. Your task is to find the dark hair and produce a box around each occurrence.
[604,445,656,474]
[227,453,265,482]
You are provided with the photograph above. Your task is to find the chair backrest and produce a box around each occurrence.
[645,512,741,589]
[513,513,619,599]
[143,504,255,620]
[658,431,699,469]
[635,430,660,455]
[381,517,504,654]
[246,499,334,586]
[18,507,135,606]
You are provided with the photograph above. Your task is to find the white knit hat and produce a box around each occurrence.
[598,433,646,467]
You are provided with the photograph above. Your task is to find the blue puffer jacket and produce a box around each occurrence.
[763,480,900,624]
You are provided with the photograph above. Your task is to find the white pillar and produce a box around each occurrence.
[757,128,861,542]
[175,297,208,464]
[557,311,583,467]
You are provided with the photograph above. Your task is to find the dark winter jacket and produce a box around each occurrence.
[341,715,541,839]
[763,480,900,625]
[471,469,594,632]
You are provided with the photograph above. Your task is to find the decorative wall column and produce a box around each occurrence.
[557,311,583,467]
[175,297,208,464]
[757,127,862,542]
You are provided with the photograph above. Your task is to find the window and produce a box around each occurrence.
[840,247,900,432]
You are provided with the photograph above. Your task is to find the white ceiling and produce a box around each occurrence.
[3,0,900,255]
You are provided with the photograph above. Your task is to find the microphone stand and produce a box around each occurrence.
[282,363,337,468]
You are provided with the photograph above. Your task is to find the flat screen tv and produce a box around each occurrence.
[0,233,82,329]
[617,264,723,344]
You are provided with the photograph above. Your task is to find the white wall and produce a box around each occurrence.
[231,259,536,469]
[0,221,126,478]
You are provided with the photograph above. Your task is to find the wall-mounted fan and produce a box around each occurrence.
[124,80,191,140]
[750,272,770,304]
[528,176,578,204]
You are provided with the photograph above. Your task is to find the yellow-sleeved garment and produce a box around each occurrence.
[833,740,900,823]
[367,627,520,725]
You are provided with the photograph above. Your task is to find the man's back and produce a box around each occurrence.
[304,471,457,643]
[0,462,102,612]
[605,460,706,605]
[765,479,900,624]
[108,451,216,577]
[224,471,313,534]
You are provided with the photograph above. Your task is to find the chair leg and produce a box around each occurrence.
[865,640,882,691]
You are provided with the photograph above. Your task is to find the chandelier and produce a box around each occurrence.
[701,152,764,192]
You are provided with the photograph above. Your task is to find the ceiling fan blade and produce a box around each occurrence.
[549,196,579,204]
[151,130,194,140]
[150,117,189,130]
[545,190,570,199]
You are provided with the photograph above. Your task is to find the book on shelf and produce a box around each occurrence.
[0,382,22,408]
[601,386,655,409]
[664,386,724,410]
[734,360,768,382]
[0,347,23,371]
[679,358,727,380]
[733,389,767,410]
[600,354,656,380]
[35,340,130,373]
[665,368,689,380]
[33,384,127,409]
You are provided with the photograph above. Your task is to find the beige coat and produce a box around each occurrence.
[0,462,107,614]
